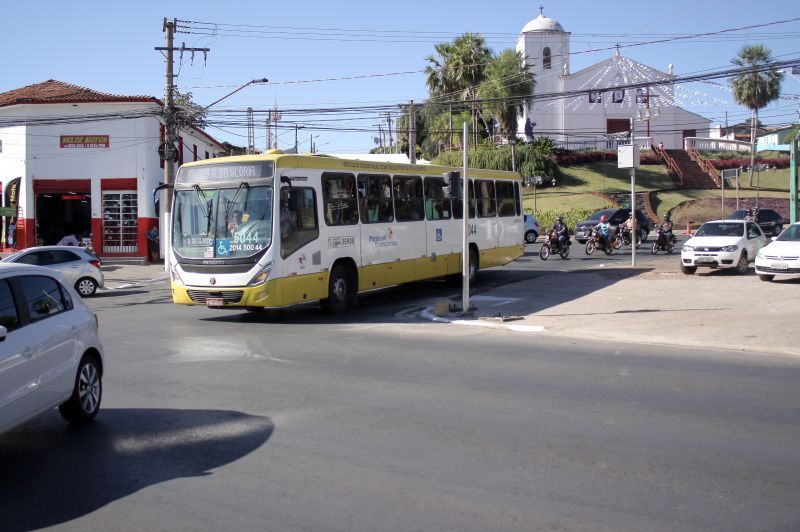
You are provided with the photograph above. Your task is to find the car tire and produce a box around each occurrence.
[735,251,749,275]
[75,277,98,297]
[758,274,774,282]
[681,265,696,275]
[525,230,538,244]
[59,354,102,424]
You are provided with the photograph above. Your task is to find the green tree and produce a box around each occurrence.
[729,44,783,186]
[476,49,535,140]
[172,90,208,130]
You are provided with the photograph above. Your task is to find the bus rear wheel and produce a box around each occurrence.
[322,264,353,314]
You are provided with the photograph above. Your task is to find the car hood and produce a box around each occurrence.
[759,240,800,256]
[685,236,743,248]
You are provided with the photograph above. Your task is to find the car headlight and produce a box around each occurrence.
[721,245,738,252]
[757,249,765,259]
[682,245,694,252]
[247,261,273,287]
[170,265,185,287]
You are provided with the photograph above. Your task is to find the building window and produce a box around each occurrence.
[102,191,138,253]
[636,88,647,104]
[589,91,602,103]
[612,89,625,103]
[543,47,551,70]
[205,151,209,160]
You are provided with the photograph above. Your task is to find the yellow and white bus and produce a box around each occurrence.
[167,151,524,313]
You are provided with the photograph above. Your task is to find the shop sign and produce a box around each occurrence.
[61,194,86,201]
[60,135,110,148]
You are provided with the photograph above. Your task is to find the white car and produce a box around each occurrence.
[755,222,800,282]
[1,245,103,296]
[680,219,767,275]
[0,263,104,435]
[524,214,541,244]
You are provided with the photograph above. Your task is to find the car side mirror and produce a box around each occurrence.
[0,325,6,342]
[771,236,777,241]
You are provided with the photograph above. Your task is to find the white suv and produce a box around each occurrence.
[0,263,104,435]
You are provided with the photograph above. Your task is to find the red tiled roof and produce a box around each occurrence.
[0,80,159,108]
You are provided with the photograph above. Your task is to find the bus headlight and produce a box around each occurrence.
[248,261,273,286]
[170,265,185,287]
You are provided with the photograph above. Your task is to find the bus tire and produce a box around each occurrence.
[468,247,479,284]
[322,263,352,314]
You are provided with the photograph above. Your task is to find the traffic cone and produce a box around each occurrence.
[685,223,691,236]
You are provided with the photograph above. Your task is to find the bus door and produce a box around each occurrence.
[475,179,500,250]
[420,176,452,279]
[320,171,362,284]
[277,175,325,304]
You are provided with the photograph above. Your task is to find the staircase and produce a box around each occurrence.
[663,149,719,189]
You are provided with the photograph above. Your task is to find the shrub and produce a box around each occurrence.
[526,207,598,233]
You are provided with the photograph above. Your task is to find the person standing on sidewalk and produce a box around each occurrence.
[147,226,160,263]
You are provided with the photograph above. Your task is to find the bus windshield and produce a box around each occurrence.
[172,184,273,259]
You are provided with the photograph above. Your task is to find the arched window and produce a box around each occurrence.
[543,48,552,69]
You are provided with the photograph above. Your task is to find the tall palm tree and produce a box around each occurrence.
[476,49,535,140]
[730,44,783,186]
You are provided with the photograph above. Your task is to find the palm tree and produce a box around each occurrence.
[476,49,535,141]
[730,44,783,186]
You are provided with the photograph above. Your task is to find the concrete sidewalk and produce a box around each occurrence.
[424,264,800,358]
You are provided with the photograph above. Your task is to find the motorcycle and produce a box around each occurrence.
[614,225,644,249]
[650,230,676,255]
[540,231,571,260]
[585,228,615,255]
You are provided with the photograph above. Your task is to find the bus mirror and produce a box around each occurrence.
[280,176,293,188]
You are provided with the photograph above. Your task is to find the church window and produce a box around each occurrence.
[543,47,551,69]
[636,88,647,104]
[589,91,602,103]
[612,89,625,103]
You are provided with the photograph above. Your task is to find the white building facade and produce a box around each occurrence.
[0,80,225,258]
[516,11,710,150]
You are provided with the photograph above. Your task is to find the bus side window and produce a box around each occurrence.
[322,172,358,226]
[394,175,424,222]
[514,182,522,216]
[281,187,319,258]
[496,181,516,217]
[424,177,451,220]
[476,179,496,218]
[359,174,393,224]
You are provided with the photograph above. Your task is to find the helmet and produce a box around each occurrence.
[556,216,563,223]
[600,215,608,222]
[663,213,670,220]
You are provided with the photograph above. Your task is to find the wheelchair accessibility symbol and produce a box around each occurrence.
[435,228,443,242]
[216,239,231,256]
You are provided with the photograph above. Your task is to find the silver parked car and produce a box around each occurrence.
[0,263,104,435]
[1,246,103,296]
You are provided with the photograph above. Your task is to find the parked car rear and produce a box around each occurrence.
[728,209,784,236]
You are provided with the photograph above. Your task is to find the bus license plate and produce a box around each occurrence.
[771,262,789,270]
[206,298,224,307]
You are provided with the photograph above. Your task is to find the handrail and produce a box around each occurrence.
[686,147,721,187]
[652,144,684,186]
[684,137,751,152]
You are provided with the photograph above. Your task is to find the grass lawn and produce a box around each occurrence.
[522,191,612,212]
[555,162,674,193]
[652,189,790,218]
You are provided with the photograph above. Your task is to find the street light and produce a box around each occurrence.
[203,78,269,110]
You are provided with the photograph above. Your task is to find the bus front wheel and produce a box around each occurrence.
[322,264,352,314]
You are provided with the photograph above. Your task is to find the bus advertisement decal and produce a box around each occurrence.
[329,236,355,248]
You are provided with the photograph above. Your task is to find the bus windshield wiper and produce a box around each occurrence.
[193,184,214,236]
[224,182,250,229]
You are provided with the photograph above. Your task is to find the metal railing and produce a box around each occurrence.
[686,146,721,187]
[555,136,653,151]
[684,137,751,152]
[652,144,684,186]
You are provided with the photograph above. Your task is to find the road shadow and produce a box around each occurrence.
[0,408,273,531]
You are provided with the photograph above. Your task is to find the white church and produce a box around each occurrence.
[516,9,710,150]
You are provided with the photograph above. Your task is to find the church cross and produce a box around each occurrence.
[539,5,544,15]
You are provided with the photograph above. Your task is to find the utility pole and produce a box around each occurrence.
[386,112,393,153]
[408,100,416,164]
[247,107,255,154]
[155,18,209,268]
[266,112,271,151]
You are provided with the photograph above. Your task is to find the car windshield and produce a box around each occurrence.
[695,222,744,237]
[776,225,800,242]
[172,184,273,259]
[587,210,613,221]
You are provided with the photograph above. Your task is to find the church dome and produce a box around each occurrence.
[521,12,565,33]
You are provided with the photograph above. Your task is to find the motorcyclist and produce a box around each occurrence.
[551,216,569,249]
[594,214,612,248]
[659,213,674,244]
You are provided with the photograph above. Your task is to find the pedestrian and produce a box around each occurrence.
[147,226,160,263]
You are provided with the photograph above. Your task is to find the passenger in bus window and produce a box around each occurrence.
[227,210,242,236]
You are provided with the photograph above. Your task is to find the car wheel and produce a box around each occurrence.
[758,274,774,282]
[75,277,98,297]
[681,265,696,275]
[525,230,537,244]
[59,355,102,424]
[734,251,749,275]
[321,264,351,314]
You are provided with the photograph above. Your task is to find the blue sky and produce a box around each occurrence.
[4,0,799,153]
